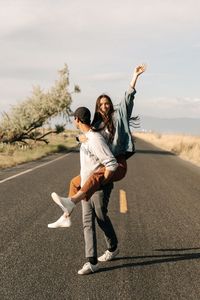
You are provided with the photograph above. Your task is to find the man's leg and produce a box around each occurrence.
[91,183,118,255]
[78,199,99,275]
[81,199,97,260]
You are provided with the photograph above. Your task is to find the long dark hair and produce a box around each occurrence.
[91,93,140,143]
[91,94,115,143]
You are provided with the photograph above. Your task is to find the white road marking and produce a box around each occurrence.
[0,153,71,184]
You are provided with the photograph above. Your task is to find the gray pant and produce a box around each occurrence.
[81,182,118,258]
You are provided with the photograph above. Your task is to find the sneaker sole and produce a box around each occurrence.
[47,221,71,228]
[98,249,119,262]
[78,267,99,275]
[78,270,93,275]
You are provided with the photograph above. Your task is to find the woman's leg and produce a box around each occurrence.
[108,156,127,182]
[68,175,81,197]
[79,156,127,201]
[63,175,81,217]
[48,175,81,227]
[50,157,127,219]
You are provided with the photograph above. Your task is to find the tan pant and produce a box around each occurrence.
[68,156,127,201]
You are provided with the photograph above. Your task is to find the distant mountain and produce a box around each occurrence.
[137,116,200,135]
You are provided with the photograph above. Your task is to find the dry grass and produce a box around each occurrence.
[134,132,200,167]
[0,130,78,169]
[1,129,199,169]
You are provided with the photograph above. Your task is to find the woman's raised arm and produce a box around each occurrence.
[130,64,147,89]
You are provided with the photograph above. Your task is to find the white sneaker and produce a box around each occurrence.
[78,262,99,275]
[51,192,75,216]
[48,215,71,228]
[98,249,119,262]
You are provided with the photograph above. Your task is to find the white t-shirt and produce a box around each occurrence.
[80,130,118,186]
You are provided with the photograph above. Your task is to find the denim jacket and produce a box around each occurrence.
[94,87,136,157]
[111,87,136,157]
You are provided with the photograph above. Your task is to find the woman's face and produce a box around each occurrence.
[99,97,111,115]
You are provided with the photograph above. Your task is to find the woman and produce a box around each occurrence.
[48,64,146,228]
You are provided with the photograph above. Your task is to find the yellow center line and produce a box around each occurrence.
[119,189,128,213]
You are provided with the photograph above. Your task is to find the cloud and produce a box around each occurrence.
[0,1,42,37]
[0,0,199,119]
[136,96,200,118]
[192,42,200,48]
[87,72,126,81]
[2,0,200,40]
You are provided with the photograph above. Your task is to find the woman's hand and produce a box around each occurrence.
[134,64,147,77]
[130,63,147,89]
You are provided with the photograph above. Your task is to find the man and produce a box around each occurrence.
[79,183,119,275]
[50,106,119,274]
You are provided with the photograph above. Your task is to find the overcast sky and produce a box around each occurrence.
[0,0,200,119]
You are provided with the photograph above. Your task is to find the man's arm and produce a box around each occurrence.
[90,132,118,182]
[102,168,115,185]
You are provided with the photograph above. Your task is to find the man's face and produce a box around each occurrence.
[73,117,79,129]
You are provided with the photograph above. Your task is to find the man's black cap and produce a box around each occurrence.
[73,107,91,124]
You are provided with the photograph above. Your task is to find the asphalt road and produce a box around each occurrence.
[1,139,200,300]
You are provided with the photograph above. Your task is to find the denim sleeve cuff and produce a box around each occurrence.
[127,86,136,94]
